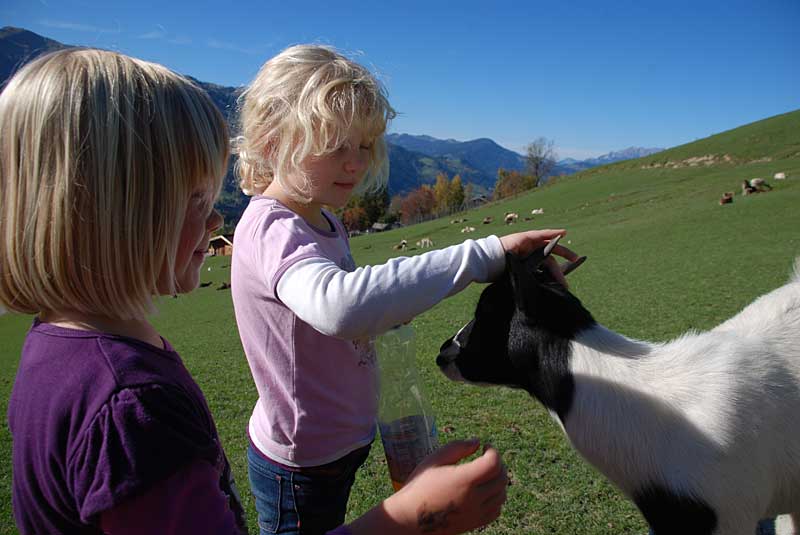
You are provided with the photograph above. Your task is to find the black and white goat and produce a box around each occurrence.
[437,241,800,535]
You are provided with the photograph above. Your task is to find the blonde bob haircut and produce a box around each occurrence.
[0,48,229,320]
[234,44,396,199]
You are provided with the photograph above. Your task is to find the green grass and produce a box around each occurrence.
[1,112,799,533]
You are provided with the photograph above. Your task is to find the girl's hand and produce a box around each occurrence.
[348,439,508,535]
[499,229,580,287]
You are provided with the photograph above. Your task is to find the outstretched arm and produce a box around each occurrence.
[278,229,577,339]
[343,439,508,535]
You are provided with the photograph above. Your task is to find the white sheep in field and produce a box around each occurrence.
[504,212,519,224]
[460,226,476,233]
[749,178,773,192]
[416,237,434,248]
[437,240,800,535]
[531,208,544,215]
[774,172,786,180]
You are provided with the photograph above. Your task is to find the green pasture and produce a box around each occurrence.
[2,150,799,532]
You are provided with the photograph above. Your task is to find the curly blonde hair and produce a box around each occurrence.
[0,49,229,319]
[234,44,396,199]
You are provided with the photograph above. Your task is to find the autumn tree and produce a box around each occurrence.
[340,206,369,231]
[359,186,389,223]
[433,173,450,215]
[448,175,465,211]
[524,137,558,187]
[494,168,534,200]
[335,186,389,230]
[399,185,436,225]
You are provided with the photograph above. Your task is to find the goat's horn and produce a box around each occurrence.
[543,235,561,256]
[562,256,587,276]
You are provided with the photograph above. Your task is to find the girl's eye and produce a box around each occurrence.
[191,193,213,212]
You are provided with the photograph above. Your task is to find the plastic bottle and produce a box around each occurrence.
[376,324,439,491]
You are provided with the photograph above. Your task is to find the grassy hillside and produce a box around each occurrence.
[1,110,798,534]
[585,109,800,175]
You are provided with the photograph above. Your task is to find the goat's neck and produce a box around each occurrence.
[573,324,653,361]
[567,324,657,390]
[552,326,677,491]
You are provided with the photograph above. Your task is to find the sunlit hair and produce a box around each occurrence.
[0,48,229,320]
[234,44,396,199]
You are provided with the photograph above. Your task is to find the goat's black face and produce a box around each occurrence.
[437,277,520,386]
[437,248,595,396]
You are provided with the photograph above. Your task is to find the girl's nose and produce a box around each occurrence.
[207,209,224,232]
[344,149,369,175]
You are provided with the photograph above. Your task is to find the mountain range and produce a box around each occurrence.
[1,26,664,222]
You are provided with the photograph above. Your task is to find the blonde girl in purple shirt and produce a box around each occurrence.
[1,48,247,533]
[232,45,579,535]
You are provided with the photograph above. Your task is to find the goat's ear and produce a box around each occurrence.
[505,252,526,274]
[508,254,541,310]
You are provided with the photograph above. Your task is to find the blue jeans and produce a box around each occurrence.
[247,443,371,535]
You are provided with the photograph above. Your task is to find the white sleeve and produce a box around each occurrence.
[276,236,506,339]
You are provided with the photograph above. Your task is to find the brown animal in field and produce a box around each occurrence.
[504,212,519,225]
[392,239,408,251]
[719,192,734,205]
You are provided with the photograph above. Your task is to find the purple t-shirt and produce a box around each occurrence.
[7,319,247,534]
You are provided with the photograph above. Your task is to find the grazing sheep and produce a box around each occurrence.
[437,242,800,535]
[392,239,408,251]
[460,226,476,233]
[531,208,544,215]
[504,212,519,225]
[482,216,494,224]
[416,237,434,248]
[719,192,734,205]
[749,178,772,192]
[742,180,758,195]
[774,172,786,180]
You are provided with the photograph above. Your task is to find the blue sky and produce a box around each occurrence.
[3,0,798,159]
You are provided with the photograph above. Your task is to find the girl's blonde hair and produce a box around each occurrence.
[235,44,396,199]
[0,48,229,320]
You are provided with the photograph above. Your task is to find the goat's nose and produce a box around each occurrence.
[437,335,461,367]
[454,319,475,346]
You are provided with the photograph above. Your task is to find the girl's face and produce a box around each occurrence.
[158,187,223,295]
[301,130,372,209]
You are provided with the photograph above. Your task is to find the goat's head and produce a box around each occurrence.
[436,240,594,403]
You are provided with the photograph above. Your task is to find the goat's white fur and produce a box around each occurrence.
[563,261,800,534]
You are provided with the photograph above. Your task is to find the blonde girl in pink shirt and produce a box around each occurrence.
[232,44,579,535]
